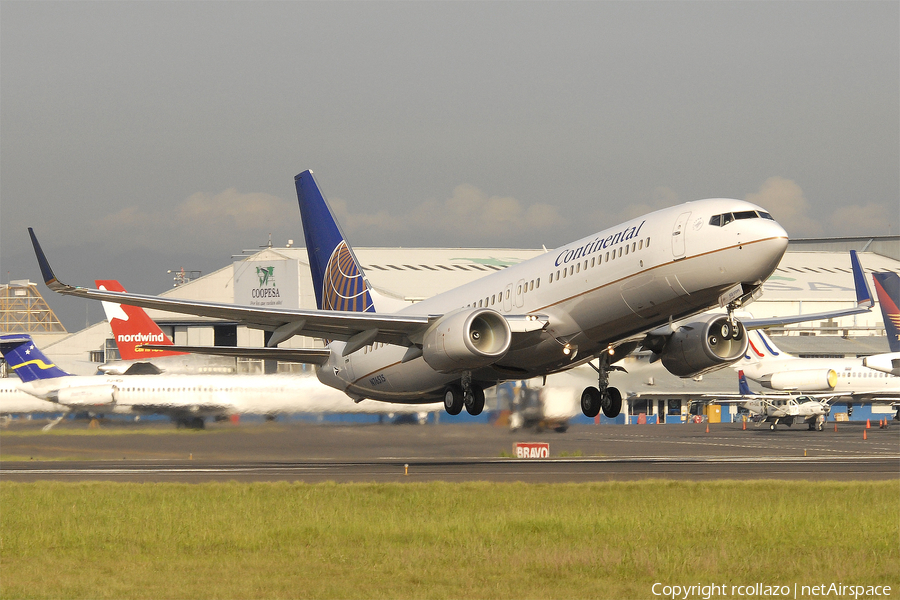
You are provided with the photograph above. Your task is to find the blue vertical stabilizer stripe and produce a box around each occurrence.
[0,334,70,382]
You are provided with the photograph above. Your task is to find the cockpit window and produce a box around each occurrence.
[708,210,769,227]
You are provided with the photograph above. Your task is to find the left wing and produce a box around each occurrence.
[140,344,332,365]
[30,229,547,355]
[31,228,430,347]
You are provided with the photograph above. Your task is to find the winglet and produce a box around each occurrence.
[850,250,874,308]
[28,228,65,290]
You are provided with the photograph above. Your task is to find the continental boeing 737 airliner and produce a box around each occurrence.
[28,170,871,419]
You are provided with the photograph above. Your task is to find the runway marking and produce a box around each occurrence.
[3,454,897,476]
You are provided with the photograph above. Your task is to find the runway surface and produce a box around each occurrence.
[2,418,897,483]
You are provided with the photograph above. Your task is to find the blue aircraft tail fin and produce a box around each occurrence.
[738,370,754,395]
[873,272,900,352]
[294,171,375,312]
[0,334,70,382]
[849,250,874,308]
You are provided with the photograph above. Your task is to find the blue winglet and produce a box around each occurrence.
[850,250,874,308]
[0,334,70,382]
[28,228,61,290]
[294,171,374,313]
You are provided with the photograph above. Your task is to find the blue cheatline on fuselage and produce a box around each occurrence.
[295,170,374,313]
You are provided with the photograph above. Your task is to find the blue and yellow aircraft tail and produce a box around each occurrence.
[873,272,900,352]
[294,170,375,313]
[0,334,70,382]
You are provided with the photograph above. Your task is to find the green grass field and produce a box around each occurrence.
[2,481,897,599]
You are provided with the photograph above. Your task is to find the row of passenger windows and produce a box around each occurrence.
[708,210,774,227]
[118,386,268,393]
[840,371,897,379]
[457,236,652,312]
[548,237,651,284]
[464,277,542,310]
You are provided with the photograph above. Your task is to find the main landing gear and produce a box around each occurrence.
[581,353,623,419]
[443,371,485,416]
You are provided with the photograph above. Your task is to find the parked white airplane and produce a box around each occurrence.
[0,334,441,428]
[29,170,871,419]
[737,329,900,403]
[715,371,834,430]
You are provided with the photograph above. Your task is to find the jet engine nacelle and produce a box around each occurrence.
[862,354,900,377]
[661,315,749,377]
[56,385,118,408]
[422,308,511,373]
[766,369,837,391]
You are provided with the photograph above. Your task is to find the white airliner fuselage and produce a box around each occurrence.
[11,373,441,421]
[319,199,788,402]
[0,381,60,414]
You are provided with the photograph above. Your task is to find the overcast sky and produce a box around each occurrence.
[2,1,898,330]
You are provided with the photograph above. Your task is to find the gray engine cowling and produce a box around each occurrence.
[661,315,749,377]
[422,308,511,373]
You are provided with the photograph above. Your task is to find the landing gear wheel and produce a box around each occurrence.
[443,384,464,416]
[719,321,733,339]
[581,386,601,418]
[769,423,776,430]
[464,386,485,416]
[730,321,744,340]
[601,387,622,419]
